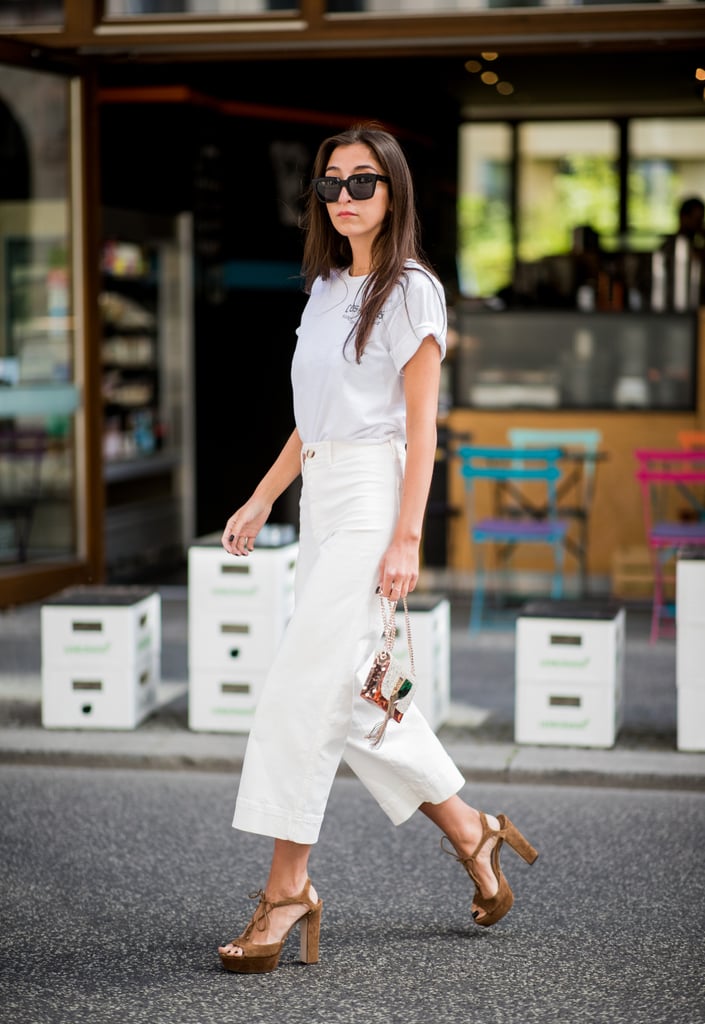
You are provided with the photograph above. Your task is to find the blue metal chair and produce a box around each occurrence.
[457,445,570,632]
[507,428,603,596]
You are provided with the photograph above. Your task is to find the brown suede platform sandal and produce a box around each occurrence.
[442,812,539,928]
[218,878,322,975]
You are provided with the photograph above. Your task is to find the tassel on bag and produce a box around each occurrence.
[359,596,417,748]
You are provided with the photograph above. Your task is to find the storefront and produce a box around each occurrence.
[1,2,704,606]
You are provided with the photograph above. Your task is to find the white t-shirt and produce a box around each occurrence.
[291,261,447,443]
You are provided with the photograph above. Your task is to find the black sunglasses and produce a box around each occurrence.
[312,173,390,203]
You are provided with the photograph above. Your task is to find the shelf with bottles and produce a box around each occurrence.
[99,240,158,335]
[99,287,157,333]
[102,373,156,409]
[100,346,161,457]
[100,238,157,286]
[99,237,166,466]
[102,406,167,465]
[101,333,157,369]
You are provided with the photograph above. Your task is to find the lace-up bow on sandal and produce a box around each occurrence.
[442,812,538,928]
[218,878,323,974]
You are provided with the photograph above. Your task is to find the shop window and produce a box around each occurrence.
[457,115,705,310]
[458,123,513,298]
[628,117,705,252]
[459,120,621,302]
[517,120,620,264]
[0,64,79,567]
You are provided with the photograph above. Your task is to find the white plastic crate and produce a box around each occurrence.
[187,532,297,615]
[188,527,298,733]
[41,586,161,730]
[392,595,451,731]
[42,649,160,730]
[41,586,161,668]
[515,600,625,748]
[677,687,705,752]
[515,609,624,686]
[676,559,705,689]
[676,559,705,627]
[676,561,705,751]
[676,624,705,688]
[515,676,623,750]
[188,606,291,671]
[188,666,266,733]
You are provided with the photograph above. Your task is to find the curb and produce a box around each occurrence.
[2,727,704,792]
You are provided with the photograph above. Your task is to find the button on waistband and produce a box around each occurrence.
[301,440,404,466]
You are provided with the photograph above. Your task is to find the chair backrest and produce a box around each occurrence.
[634,448,705,534]
[457,444,564,521]
[459,443,563,470]
[635,448,705,480]
[508,427,602,499]
[507,428,602,454]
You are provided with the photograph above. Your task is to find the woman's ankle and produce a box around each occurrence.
[448,808,499,857]
[265,874,313,901]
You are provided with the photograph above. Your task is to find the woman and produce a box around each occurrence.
[218,123,537,974]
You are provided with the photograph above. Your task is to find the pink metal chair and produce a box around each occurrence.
[634,448,705,642]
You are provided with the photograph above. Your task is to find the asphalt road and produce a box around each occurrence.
[2,766,703,1024]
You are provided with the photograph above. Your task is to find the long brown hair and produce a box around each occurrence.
[301,123,442,363]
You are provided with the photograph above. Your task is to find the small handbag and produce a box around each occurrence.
[359,595,416,748]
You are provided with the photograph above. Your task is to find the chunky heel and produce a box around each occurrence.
[299,901,322,964]
[442,811,538,928]
[501,815,539,865]
[219,878,323,974]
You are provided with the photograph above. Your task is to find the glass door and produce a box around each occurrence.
[0,54,98,605]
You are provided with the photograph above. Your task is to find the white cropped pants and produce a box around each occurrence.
[232,439,464,845]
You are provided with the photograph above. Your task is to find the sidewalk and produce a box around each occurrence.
[2,583,704,790]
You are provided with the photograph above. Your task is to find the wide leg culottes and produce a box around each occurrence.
[232,439,465,845]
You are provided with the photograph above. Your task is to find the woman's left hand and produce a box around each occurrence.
[377,539,419,601]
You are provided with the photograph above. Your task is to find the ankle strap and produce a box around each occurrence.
[268,878,316,911]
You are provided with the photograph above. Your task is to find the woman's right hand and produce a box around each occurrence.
[221,498,272,556]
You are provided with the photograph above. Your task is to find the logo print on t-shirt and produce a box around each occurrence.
[343,302,385,325]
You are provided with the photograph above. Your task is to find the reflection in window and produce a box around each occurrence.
[0,65,79,566]
[517,121,619,263]
[0,1,63,26]
[628,118,705,251]
[105,0,291,13]
[458,123,513,298]
[329,0,703,12]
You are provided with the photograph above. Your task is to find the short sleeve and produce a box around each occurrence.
[385,267,448,373]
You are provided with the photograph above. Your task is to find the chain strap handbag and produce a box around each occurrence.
[359,595,416,748]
